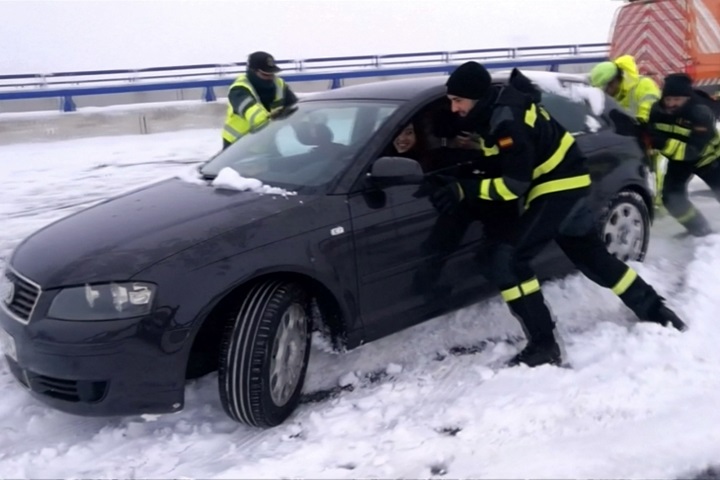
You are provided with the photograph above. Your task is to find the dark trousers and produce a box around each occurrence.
[663,158,720,232]
[484,190,661,346]
[222,139,232,150]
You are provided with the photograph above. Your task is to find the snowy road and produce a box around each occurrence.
[1,129,720,479]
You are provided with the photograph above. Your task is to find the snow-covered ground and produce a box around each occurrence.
[1,129,720,479]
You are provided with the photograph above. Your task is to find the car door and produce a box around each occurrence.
[347,99,496,339]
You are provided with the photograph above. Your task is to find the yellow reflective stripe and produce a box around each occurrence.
[655,123,691,137]
[501,286,522,302]
[533,132,575,178]
[520,278,540,296]
[480,178,492,200]
[222,124,244,140]
[698,154,719,168]
[612,267,638,295]
[247,105,269,132]
[525,174,591,205]
[677,206,697,224]
[479,138,500,156]
[274,77,285,103]
[501,277,540,302]
[662,139,687,161]
[524,104,537,127]
[539,106,551,120]
[493,178,519,200]
[698,136,720,167]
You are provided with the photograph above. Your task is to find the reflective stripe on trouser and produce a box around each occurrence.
[482,191,663,325]
[555,230,661,321]
[503,289,557,346]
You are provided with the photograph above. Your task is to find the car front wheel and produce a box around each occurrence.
[218,280,312,428]
[599,190,650,262]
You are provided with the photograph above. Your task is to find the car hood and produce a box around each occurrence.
[11,177,310,289]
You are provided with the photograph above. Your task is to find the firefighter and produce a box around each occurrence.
[589,55,664,207]
[221,51,298,149]
[648,73,720,237]
[426,62,686,368]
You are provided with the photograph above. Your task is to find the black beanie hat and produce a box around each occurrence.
[662,73,693,97]
[446,61,492,100]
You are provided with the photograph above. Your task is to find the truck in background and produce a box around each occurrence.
[608,0,720,99]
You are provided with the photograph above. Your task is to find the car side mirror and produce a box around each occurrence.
[609,109,642,137]
[370,156,425,186]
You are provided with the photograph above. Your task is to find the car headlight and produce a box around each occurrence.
[48,282,156,320]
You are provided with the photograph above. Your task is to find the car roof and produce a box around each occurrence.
[300,69,590,102]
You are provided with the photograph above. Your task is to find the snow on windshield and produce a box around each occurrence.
[175,165,297,196]
[520,70,606,116]
[212,166,297,196]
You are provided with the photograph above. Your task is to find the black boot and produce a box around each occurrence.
[508,342,561,367]
[619,276,688,332]
[505,290,563,368]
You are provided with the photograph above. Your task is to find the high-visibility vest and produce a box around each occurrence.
[222,74,285,144]
[624,76,660,123]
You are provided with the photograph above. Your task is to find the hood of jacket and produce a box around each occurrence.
[615,54,641,104]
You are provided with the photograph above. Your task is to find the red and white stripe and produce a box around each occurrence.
[694,0,720,54]
[696,78,720,87]
[611,0,688,84]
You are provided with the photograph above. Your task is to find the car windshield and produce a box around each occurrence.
[200,99,400,192]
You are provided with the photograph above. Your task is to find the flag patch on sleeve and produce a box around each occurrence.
[498,137,514,148]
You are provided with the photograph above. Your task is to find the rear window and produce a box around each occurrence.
[539,91,589,134]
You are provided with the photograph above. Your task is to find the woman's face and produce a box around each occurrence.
[393,124,416,153]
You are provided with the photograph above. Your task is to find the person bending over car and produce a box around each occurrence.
[423,62,687,368]
[221,51,298,149]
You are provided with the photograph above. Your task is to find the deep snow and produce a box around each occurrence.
[2,129,720,479]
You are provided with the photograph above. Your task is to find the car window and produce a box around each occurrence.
[275,108,356,157]
[539,91,590,134]
[200,100,401,191]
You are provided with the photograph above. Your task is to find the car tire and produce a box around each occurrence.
[598,190,650,262]
[218,280,312,428]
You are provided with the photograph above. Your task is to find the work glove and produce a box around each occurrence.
[416,175,477,215]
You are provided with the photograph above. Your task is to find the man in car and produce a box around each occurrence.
[221,51,298,149]
[425,61,687,368]
[647,73,720,237]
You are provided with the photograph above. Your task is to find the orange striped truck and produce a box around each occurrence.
[609,0,720,98]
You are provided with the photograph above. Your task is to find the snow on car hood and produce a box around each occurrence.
[512,70,606,116]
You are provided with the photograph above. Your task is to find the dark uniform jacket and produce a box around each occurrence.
[461,76,591,207]
[648,97,720,167]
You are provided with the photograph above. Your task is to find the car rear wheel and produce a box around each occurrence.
[599,190,650,262]
[218,280,311,428]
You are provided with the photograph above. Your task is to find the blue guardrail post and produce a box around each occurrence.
[61,95,76,112]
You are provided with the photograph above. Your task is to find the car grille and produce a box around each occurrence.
[7,358,107,403]
[2,268,41,324]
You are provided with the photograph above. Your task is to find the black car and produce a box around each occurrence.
[0,71,653,428]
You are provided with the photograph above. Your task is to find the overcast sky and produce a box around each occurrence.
[0,0,621,74]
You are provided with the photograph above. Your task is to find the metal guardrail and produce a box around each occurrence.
[0,43,610,112]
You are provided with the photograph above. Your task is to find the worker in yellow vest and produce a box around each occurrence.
[222,51,298,149]
[589,55,664,207]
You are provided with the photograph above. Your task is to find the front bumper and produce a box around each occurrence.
[0,303,188,417]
